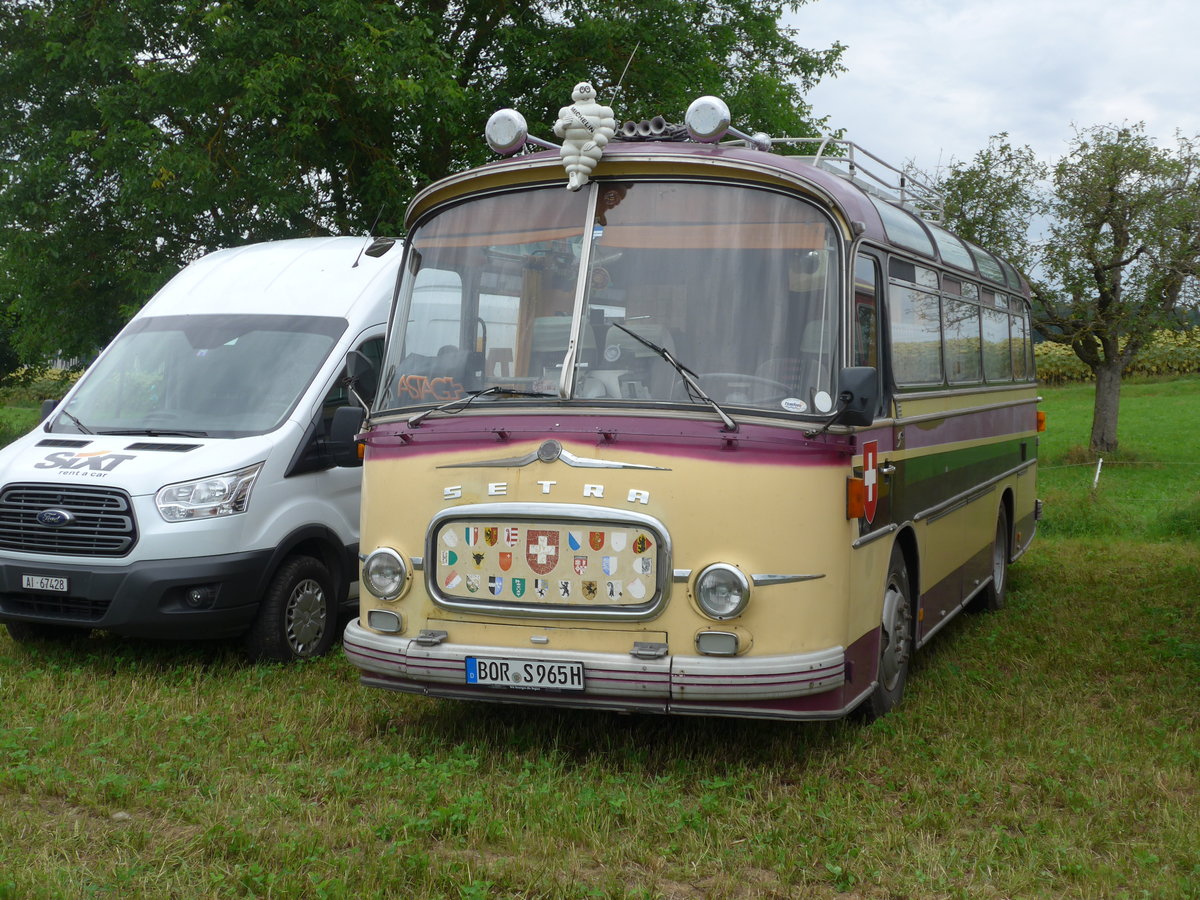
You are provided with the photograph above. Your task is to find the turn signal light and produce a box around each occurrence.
[847,477,865,520]
[1037,410,1046,432]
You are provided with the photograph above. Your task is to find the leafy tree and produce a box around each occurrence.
[0,0,843,366]
[939,126,1200,454]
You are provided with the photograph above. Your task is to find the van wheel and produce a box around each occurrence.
[6,621,91,643]
[969,506,1010,613]
[244,555,337,661]
[860,544,914,721]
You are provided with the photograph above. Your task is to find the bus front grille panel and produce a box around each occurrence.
[426,507,670,621]
[0,483,138,557]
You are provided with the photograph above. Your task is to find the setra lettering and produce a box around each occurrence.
[442,481,650,505]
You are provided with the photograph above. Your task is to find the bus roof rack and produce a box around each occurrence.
[770,137,945,223]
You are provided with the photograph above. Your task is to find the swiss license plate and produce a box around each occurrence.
[22,574,69,593]
[466,656,585,691]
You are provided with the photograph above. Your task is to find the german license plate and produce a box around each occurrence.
[465,656,585,691]
[22,574,69,593]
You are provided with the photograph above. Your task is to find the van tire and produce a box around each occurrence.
[244,555,337,661]
[6,621,92,644]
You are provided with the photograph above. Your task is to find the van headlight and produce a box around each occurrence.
[694,563,751,620]
[363,548,409,601]
[156,463,263,522]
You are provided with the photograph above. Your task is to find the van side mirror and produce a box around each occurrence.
[344,350,378,409]
[836,367,879,427]
[39,398,59,422]
[330,406,366,468]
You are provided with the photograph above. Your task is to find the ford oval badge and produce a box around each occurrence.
[36,508,75,528]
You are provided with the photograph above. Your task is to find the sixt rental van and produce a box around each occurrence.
[0,236,398,659]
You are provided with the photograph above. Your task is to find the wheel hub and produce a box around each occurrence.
[286,578,327,652]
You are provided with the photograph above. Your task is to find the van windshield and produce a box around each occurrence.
[52,314,346,438]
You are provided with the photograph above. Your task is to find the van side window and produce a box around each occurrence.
[321,337,384,431]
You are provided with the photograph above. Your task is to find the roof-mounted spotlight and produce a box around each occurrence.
[684,96,771,152]
[685,96,731,143]
[486,108,561,156]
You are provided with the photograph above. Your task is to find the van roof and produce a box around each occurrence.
[142,237,400,320]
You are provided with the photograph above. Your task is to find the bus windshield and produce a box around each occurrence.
[379,180,842,417]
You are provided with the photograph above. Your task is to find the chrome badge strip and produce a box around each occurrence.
[438,439,669,471]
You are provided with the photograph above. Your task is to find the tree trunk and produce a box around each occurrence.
[1090,360,1123,454]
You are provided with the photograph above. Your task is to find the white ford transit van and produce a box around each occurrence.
[0,236,398,659]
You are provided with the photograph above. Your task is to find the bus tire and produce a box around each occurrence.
[5,621,91,644]
[244,555,337,661]
[970,506,1010,613]
[861,544,914,721]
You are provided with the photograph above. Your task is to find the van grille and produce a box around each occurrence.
[0,483,138,557]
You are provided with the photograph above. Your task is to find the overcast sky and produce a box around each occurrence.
[778,0,1200,176]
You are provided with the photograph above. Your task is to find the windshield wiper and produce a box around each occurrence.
[95,428,210,438]
[609,322,738,432]
[59,409,93,435]
[408,386,556,427]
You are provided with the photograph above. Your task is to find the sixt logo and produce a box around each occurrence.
[34,450,136,476]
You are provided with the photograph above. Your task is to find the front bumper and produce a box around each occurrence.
[0,550,273,639]
[344,619,857,720]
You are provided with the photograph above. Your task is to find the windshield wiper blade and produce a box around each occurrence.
[96,434,208,441]
[59,409,93,435]
[609,322,738,432]
[408,386,556,427]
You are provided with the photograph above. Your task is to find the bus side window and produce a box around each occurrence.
[853,255,880,368]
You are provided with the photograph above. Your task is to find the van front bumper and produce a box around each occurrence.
[343,619,865,720]
[0,550,274,639]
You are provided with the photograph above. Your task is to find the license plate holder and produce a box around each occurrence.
[465,656,585,691]
[21,574,69,593]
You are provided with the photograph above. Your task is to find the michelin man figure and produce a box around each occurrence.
[553,82,616,191]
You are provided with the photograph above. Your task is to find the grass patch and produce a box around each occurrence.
[0,407,39,447]
[1,379,1198,898]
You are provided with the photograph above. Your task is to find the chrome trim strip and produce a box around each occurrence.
[893,381,1037,404]
[424,502,672,621]
[672,569,692,581]
[852,523,898,549]
[750,573,825,587]
[439,445,668,471]
[913,459,1036,523]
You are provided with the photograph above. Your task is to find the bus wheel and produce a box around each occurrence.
[970,506,1010,613]
[5,621,91,643]
[244,555,337,661]
[862,544,914,720]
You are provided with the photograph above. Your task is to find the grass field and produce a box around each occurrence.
[1,380,1197,899]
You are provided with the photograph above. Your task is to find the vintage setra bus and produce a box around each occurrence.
[340,90,1042,720]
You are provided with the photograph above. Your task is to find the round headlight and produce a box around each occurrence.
[695,564,751,620]
[363,548,409,601]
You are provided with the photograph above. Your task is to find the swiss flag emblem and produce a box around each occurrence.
[863,440,879,524]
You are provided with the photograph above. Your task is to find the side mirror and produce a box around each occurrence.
[343,350,378,408]
[329,406,366,468]
[39,398,58,422]
[836,367,879,427]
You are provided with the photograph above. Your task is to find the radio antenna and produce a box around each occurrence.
[609,41,640,109]
[352,206,386,268]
